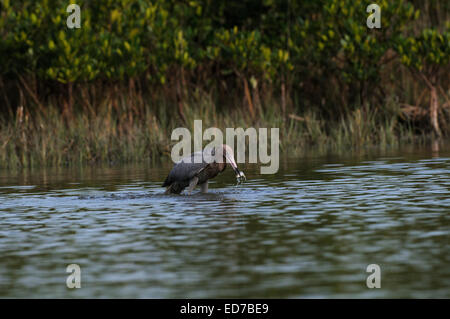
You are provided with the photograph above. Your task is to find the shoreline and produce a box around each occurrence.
[0,101,445,169]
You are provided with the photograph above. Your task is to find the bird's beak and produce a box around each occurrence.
[235,168,246,184]
[225,152,246,184]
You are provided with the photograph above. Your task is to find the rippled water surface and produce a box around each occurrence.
[0,146,449,298]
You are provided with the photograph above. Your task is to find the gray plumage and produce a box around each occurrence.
[163,144,245,194]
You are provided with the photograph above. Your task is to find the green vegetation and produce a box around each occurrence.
[0,0,449,167]
[1,100,418,167]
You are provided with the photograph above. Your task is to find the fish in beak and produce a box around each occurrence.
[222,145,246,184]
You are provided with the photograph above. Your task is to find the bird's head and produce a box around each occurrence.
[218,144,246,183]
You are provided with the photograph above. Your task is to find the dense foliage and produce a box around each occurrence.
[0,0,449,166]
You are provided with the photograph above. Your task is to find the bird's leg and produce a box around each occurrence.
[200,181,208,193]
[186,176,199,195]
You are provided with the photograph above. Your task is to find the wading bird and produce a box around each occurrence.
[163,144,246,194]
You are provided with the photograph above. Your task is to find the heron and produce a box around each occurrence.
[163,144,246,194]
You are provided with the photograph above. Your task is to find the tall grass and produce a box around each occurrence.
[0,91,429,168]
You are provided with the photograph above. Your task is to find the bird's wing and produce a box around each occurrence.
[163,151,210,186]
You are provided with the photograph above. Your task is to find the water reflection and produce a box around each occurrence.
[0,145,449,298]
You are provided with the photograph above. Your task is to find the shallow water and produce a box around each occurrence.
[0,146,449,298]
